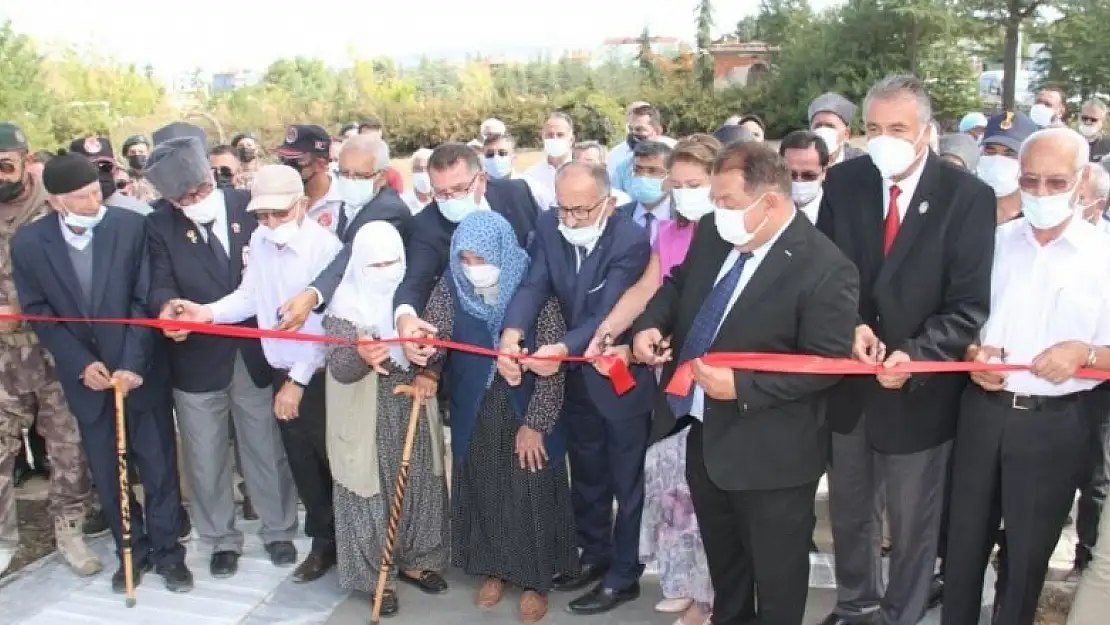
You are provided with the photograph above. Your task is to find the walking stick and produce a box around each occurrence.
[113,381,137,608]
[371,384,424,625]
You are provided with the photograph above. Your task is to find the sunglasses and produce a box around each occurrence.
[485,149,510,158]
[1018,174,1075,195]
[96,161,115,174]
[212,166,235,178]
[115,180,130,190]
[0,160,18,175]
[790,170,822,182]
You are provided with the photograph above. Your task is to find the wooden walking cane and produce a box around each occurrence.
[113,381,137,608]
[371,384,424,625]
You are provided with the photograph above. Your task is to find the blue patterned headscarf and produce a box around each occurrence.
[449,211,530,342]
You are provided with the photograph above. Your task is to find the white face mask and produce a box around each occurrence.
[867,126,926,180]
[976,155,1021,197]
[412,172,432,194]
[463,263,500,289]
[714,193,768,247]
[261,220,300,246]
[544,138,570,159]
[361,262,404,291]
[1079,123,1101,139]
[813,127,841,155]
[1029,104,1055,128]
[558,203,608,249]
[337,175,377,210]
[1021,182,1078,230]
[791,180,822,206]
[672,186,715,221]
[182,188,220,224]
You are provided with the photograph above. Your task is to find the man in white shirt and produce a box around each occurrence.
[942,128,1110,625]
[277,125,343,233]
[523,112,575,210]
[779,130,831,224]
[172,165,343,585]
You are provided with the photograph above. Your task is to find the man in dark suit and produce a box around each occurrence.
[274,142,536,362]
[497,161,654,614]
[815,75,995,625]
[144,136,299,579]
[631,141,859,625]
[11,153,192,592]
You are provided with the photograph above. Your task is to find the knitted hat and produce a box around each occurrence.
[42,152,99,195]
[145,137,211,200]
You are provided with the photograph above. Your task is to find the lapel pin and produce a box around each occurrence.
[919,200,929,215]
[231,222,241,234]
[241,246,250,266]
[784,249,793,258]
[186,230,198,244]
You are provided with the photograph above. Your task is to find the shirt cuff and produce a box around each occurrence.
[288,362,316,387]
[308,287,325,312]
[393,304,417,328]
[207,301,234,325]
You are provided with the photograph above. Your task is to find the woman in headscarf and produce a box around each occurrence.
[323,221,449,618]
[421,210,576,622]
[587,135,720,625]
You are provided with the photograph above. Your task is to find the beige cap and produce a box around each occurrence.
[247,164,304,212]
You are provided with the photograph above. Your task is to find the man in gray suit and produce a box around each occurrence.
[809,93,867,166]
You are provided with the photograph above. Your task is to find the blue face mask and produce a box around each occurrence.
[483,156,512,179]
[438,195,480,223]
[627,176,665,205]
[63,204,107,231]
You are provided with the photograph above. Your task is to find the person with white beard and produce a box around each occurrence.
[976,111,1038,225]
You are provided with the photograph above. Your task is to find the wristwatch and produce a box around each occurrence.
[288,378,306,389]
[1087,345,1098,368]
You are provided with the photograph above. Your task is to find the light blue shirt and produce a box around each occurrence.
[632,197,672,244]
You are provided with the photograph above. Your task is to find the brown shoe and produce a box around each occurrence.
[477,577,505,608]
[519,590,547,622]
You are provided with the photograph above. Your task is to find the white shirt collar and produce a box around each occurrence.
[883,152,929,216]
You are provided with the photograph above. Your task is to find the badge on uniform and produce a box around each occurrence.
[317,212,333,228]
[230,222,241,234]
[1000,112,1014,130]
[285,126,298,144]
[186,230,198,244]
[918,201,929,215]
[83,137,102,154]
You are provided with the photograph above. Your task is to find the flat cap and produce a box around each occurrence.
[153,122,208,147]
[938,133,981,172]
[808,92,858,126]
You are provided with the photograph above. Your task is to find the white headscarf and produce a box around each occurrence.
[327,221,409,369]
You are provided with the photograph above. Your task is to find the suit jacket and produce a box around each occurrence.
[310,187,413,304]
[842,145,867,161]
[147,190,271,393]
[816,152,995,453]
[632,214,858,491]
[392,177,538,315]
[503,209,655,417]
[11,208,169,423]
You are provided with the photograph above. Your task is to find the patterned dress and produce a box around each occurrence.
[424,280,579,592]
[323,316,450,592]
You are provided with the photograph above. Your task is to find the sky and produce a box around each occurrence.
[0,0,839,80]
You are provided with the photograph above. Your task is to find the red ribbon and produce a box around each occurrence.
[0,313,638,395]
[663,352,1110,397]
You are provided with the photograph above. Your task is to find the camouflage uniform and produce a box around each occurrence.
[236,161,260,191]
[0,182,96,555]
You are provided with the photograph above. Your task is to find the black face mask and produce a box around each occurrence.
[0,174,26,204]
[98,175,117,200]
[238,147,257,163]
[213,167,235,189]
[627,133,651,150]
[127,154,147,171]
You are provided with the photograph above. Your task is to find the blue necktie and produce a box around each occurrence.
[643,212,655,243]
[667,252,753,418]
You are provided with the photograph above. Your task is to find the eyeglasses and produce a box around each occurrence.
[336,168,380,181]
[254,208,294,222]
[485,149,510,158]
[172,182,215,207]
[1018,174,1076,195]
[212,166,235,179]
[790,170,822,182]
[0,160,18,175]
[432,172,481,202]
[96,160,115,175]
[551,197,607,220]
[1081,116,1101,124]
[279,157,309,169]
[115,180,130,190]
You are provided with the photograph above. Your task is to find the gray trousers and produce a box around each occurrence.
[174,353,298,552]
[828,416,950,625]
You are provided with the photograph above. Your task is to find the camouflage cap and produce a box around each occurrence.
[0,123,29,152]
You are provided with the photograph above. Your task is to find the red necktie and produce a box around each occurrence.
[883,185,902,255]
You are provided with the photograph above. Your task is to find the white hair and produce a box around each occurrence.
[340,135,390,168]
[1088,163,1110,200]
[863,74,933,129]
[480,118,506,137]
[411,148,434,167]
[1019,127,1090,172]
[1082,99,1108,116]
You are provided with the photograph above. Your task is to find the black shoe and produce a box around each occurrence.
[374,588,400,618]
[552,563,608,592]
[12,463,31,488]
[265,540,298,567]
[111,559,153,593]
[179,513,193,542]
[398,570,448,594]
[82,509,110,538]
[210,551,239,578]
[809,538,819,553]
[159,562,194,592]
[292,548,335,583]
[566,581,640,615]
[241,496,259,521]
[927,573,944,610]
[817,614,876,625]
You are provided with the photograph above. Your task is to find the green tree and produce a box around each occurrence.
[0,21,56,148]
[1033,0,1110,100]
[694,0,715,89]
[963,0,1046,110]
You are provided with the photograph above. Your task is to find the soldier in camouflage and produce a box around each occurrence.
[0,123,102,577]
[230,133,261,191]
[120,135,159,203]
